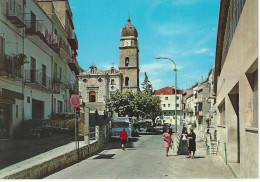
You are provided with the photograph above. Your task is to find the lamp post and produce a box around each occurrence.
[155,56,178,134]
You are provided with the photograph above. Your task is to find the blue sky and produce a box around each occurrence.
[70,0,220,90]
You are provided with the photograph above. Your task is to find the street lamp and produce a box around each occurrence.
[155,56,178,134]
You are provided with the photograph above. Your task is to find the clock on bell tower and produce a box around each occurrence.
[119,17,140,93]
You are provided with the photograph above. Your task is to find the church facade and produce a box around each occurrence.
[79,18,140,112]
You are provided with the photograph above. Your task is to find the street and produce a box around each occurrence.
[46,135,235,179]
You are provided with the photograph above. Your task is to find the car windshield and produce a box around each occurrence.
[112,122,129,128]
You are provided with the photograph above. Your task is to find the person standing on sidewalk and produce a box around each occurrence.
[162,128,172,157]
[187,128,196,159]
[205,129,212,155]
[120,128,128,150]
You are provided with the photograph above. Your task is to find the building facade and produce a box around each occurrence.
[0,0,80,139]
[78,65,122,112]
[214,0,258,178]
[154,87,183,125]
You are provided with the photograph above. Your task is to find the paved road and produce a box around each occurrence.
[46,135,235,179]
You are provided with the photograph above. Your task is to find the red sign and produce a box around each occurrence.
[70,95,80,108]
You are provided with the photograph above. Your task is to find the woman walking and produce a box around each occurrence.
[120,128,128,150]
[162,128,172,157]
[187,128,196,158]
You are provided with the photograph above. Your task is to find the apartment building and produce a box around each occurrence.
[0,0,80,139]
[154,87,183,125]
[214,0,258,178]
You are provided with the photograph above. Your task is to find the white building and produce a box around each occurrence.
[154,86,183,125]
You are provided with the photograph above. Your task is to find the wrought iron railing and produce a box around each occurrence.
[6,0,25,27]
[59,37,71,56]
[25,20,59,52]
[24,69,53,91]
[0,54,22,78]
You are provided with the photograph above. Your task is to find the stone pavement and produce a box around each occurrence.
[46,134,235,179]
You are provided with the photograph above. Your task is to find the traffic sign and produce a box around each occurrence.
[70,95,80,108]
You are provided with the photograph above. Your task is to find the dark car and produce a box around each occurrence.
[14,119,53,139]
[163,123,174,134]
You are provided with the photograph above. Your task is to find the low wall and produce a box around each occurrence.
[3,138,109,179]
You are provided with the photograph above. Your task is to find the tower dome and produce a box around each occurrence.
[120,17,138,37]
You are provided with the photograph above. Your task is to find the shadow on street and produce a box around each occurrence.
[0,133,74,170]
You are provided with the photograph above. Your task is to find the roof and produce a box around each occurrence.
[120,17,138,37]
[154,86,183,95]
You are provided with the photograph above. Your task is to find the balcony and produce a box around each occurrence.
[0,54,22,79]
[24,69,54,93]
[68,31,78,50]
[67,58,80,75]
[195,111,203,117]
[59,37,71,59]
[25,20,59,56]
[6,0,25,28]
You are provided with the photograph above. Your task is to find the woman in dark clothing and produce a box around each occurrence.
[187,128,196,158]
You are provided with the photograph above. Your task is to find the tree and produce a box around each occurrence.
[141,72,153,95]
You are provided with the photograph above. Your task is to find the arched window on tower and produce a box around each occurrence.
[125,77,129,86]
[111,69,114,74]
[125,57,129,67]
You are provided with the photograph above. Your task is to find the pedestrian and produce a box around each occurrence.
[162,128,172,157]
[181,126,188,140]
[213,130,217,141]
[187,128,196,159]
[205,129,212,155]
[119,128,128,150]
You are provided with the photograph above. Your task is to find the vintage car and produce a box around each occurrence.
[14,119,53,138]
[50,112,76,132]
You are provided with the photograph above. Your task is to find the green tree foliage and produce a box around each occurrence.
[106,73,162,122]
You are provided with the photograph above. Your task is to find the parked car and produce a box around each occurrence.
[50,112,76,132]
[14,119,53,138]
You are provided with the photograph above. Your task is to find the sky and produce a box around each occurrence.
[70,0,220,90]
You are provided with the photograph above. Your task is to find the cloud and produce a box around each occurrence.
[156,23,192,36]
[99,64,119,70]
[193,48,210,54]
[171,0,204,6]
[140,61,183,75]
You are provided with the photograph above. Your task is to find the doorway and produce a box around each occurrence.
[32,99,44,119]
[0,103,12,139]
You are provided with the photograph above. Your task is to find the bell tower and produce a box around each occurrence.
[119,17,139,93]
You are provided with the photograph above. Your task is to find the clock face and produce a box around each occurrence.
[124,40,131,47]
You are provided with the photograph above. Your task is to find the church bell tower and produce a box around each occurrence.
[119,17,140,93]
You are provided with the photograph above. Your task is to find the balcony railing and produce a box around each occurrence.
[59,37,71,58]
[24,69,53,92]
[68,31,78,50]
[6,0,25,28]
[67,58,80,75]
[25,20,59,56]
[0,54,22,78]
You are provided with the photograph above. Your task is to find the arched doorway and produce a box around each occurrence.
[89,91,96,102]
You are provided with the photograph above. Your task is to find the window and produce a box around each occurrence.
[27,97,30,103]
[53,98,56,113]
[83,79,87,83]
[111,79,115,85]
[98,78,102,82]
[0,36,4,61]
[125,57,129,66]
[163,104,166,107]
[176,104,179,108]
[54,62,58,79]
[111,69,114,74]
[176,96,179,100]
[165,97,168,100]
[218,102,225,125]
[58,101,63,113]
[16,105,18,118]
[168,104,170,107]
[125,77,129,86]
